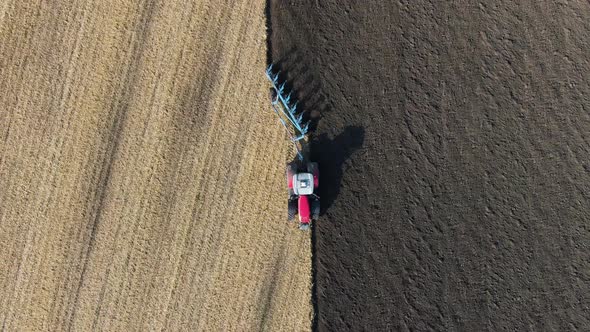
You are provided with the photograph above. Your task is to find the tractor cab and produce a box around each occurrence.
[292,173,315,195]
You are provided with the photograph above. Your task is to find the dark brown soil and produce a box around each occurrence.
[270,1,590,331]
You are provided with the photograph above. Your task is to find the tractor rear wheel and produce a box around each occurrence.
[286,163,297,196]
[307,162,319,188]
[287,199,297,221]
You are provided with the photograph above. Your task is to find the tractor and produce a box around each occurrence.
[266,64,320,231]
[286,161,320,231]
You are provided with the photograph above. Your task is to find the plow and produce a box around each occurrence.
[265,65,319,231]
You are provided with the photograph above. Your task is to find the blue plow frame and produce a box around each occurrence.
[265,65,309,160]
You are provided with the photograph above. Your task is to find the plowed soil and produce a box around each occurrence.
[270,1,590,331]
[0,1,311,331]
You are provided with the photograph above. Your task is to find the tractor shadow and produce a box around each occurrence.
[311,126,365,214]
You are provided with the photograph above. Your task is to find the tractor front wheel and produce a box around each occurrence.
[312,200,320,220]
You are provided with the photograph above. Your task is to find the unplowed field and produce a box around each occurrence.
[0,1,311,331]
[271,1,590,331]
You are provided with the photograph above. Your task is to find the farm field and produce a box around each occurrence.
[0,0,312,331]
[270,1,590,331]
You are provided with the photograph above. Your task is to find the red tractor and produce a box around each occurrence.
[266,65,320,230]
[286,162,320,230]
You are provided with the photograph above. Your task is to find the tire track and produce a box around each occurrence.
[66,1,158,328]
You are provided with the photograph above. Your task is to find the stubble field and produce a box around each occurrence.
[0,1,311,331]
[4,1,590,331]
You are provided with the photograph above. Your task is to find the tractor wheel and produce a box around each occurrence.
[312,200,320,220]
[287,199,297,221]
[307,162,319,188]
[306,162,318,174]
[286,163,297,196]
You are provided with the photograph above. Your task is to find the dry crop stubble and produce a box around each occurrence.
[0,0,312,331]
